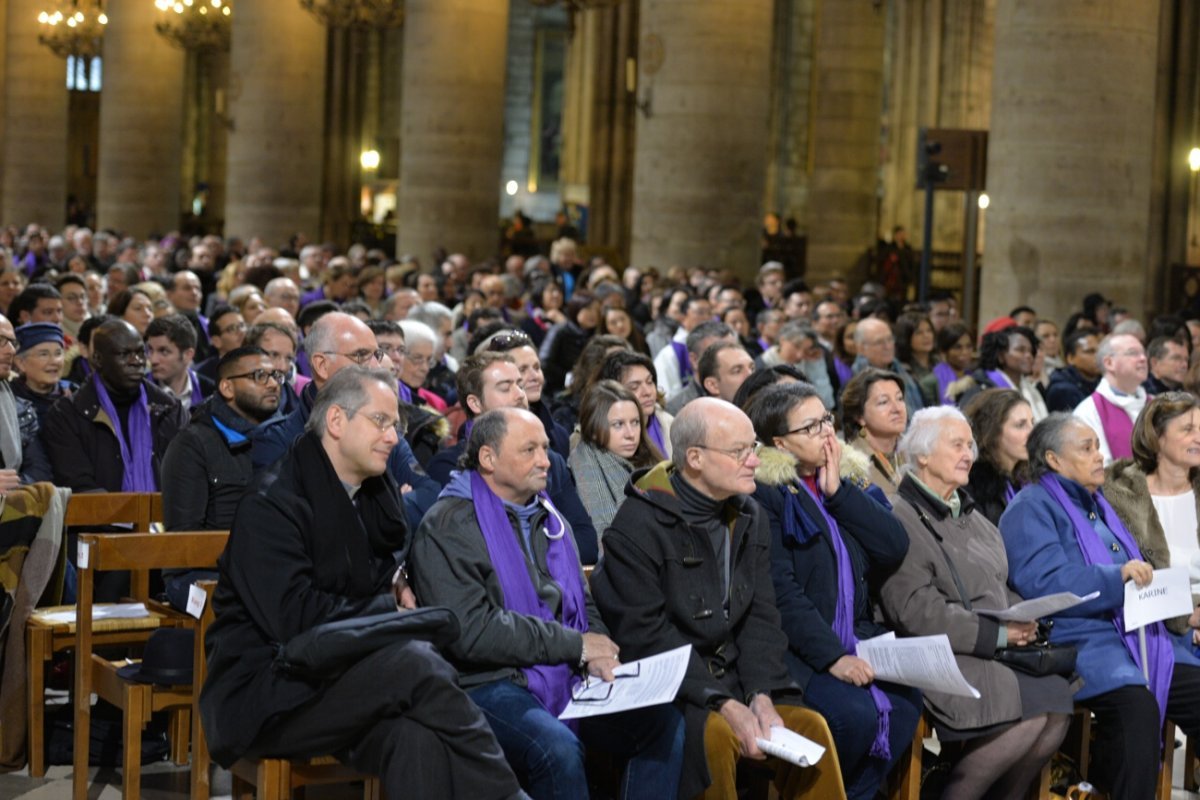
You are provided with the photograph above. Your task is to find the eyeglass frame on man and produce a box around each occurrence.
[225,368,288,386]
[319,348,386,365]
[690,441,763,467]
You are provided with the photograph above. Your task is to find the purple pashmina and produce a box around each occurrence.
[93,379,157,491]
[833,357,854,387]
[787,481,892,759]
[1092,393,1135,461]
[932,362,958,405]
[646,413,667,456]
[985,369,1015,390]
[187,369,203,408]
[397,380,413,404]
[1039,474,1174,726]
[469,470,588,718]
[670,340,692,381]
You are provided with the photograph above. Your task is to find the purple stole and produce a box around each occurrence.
[833,357,854,387]
[933,362,958,405]
[1039,475,1173,728]
[646,413,667,456]
[1093,392,1137,460]
[187,369,203,407]
[986,369,1015,390]
[670,340,692,381]
[468,470,587,719]
[397,381,413,404]
[93,379,157,491]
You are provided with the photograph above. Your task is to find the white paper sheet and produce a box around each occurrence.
[35,602,151,625]
[1124,567,1194,632]
[975,591,1101,622]
[856,633,981,698]
[755,725,826,767]
[558,644,691,720]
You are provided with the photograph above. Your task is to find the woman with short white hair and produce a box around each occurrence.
[398,319,448,412]
[880,406,1072,800]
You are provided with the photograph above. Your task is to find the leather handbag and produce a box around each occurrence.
[274,606,461,680]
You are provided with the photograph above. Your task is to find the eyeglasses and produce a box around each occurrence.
[486,331,533,352]
[0,336,16,351]
[353,410,404,436]
[692,441,762,467]
[570,663,642,703]
[785,413,835,438]
[226,369,287,386]
[322,348,385,365]
[218,322,247,336]
[378,343,407,359]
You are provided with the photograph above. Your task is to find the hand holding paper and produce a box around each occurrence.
[754,726,826,767]
[975,591,1100,622]
[1124,567,1193,632]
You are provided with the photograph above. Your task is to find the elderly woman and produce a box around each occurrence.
[397,319,449,412]
[595,350,673,457]
[962,389,1034,526]
[840,368,908,493]
[569,380,662,538]
[1000,412,1200,800]
[748,383,920,800]
[881,407,1071,800]
[11,322,76,426]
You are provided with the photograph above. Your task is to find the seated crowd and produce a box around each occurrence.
[5,222,1200,800]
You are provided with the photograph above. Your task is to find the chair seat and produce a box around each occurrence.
[29,603,168,634]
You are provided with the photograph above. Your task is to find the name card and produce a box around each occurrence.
[1124,567,1193,632]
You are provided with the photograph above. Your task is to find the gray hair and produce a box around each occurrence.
[303,311,353,357]
[670,407,710,470]
[1025,412,1089,482]
[1095,333,1123,368]
[264,276,298,299]
[897,406,976,468]
[459,408,512,471]
[408,301,453,330]
[305,366,397,438]
[686,321,734,356]
[1111,319,1145,342]
[778,321,817,346]
[398,319,437,353]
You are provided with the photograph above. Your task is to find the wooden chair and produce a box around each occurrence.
[1062,707,1174,800]
[191,581,382,800]
[25,492,160,777]
[71,530,228,800]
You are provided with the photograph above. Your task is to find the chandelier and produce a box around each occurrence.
[153,0,232,52]
[36,1,107,59]
[298,0,403,29]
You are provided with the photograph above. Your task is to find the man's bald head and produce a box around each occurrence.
[306,312,380,386]
[92,319,147,394]
[671,397,760,500]
[255,306,297,332]
[854,317,896,369]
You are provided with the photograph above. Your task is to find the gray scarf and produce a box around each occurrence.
[0,381,22,472]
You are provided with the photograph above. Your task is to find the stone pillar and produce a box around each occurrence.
[629,0,773,280]
[96,0,185,237]
[1,0,68,228]
[764,0,816,230]
[398,0,510,264]
[225,0,326,247]
[805,0,886,283]
[980,0,1161,326]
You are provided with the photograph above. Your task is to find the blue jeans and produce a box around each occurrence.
[803,672,923,800]
[467,679,684,800]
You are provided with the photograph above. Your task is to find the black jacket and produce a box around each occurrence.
[752,452,908,691]
[42,377,187,492]
[590,462,799,798]
[965,458,1015,527]
[200,431,409,766]
[161,395,259,531]
[1044,366,1098,413]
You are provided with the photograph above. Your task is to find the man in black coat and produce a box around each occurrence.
[590,398,844,799]
[42,318,187,492]
[160,345,281,608]
[201,366,523,799]
[1044,329,1101,413]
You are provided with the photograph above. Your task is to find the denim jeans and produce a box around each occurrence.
[467,679,685,800]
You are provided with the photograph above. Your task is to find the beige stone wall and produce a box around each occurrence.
[980,0,1161,326]
[764,0,815,231]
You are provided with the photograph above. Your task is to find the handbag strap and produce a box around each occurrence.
[902,495,973,611]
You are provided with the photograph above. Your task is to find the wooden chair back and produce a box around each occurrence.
[65,492,160,599]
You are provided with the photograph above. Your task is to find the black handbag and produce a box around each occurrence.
[905,497,1078,678]
[274,606,461,680]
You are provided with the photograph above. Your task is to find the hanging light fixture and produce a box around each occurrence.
[153,0,232,52]
[36,0,107,59]
[298,0,403,29]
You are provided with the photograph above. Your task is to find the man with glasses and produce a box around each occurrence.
[246,320,302,416]
[1144,335,1189,394]
[251,312,439,529]
[1073,332,1150,464]
[195,304,247,386]
[853,318,924,416]
[54,273,90,340]
[43,318,187,493]
[202,368,525,800]
[0,314,52,488]
[409,407,685,800]
[160,345,282,608]
[590,398,844,800]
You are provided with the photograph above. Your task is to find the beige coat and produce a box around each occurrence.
[848,435,901,493]
[881,475,1024,730]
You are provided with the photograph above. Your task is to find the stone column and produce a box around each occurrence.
[764,0,816,230]
[805,0,886,283]
[398,0,509,264]
[1,0,68,229]
[629,0,773,280]
[225,0,326,247]
[97,0,185,237]
[980,0,1161,325]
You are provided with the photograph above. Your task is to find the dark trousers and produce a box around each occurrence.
[247,639,522,800]
[1080,663,1200,800]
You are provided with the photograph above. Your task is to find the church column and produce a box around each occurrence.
[95,0,185,237]
[628,0,773,280]
[805,0,886,283]
[1,0,68,229]
[225,0,326,247]
[979,0,1161,325]
[397,0,510,264]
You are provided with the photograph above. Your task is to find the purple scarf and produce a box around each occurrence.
[833,357,854,387]
[757,337,769,353]
[397,380,413,404]
[788,481,892,760]
[93,379,157,491]
[646,412,667,456]
[187,369,203,408]
[1003,482,1017,505]
[933,362,958,405]
[670,340,692,381]
[1093,392,1135,461]
[469,470,588,718]
[1039,474,1173,726]
[986,369,1015,390]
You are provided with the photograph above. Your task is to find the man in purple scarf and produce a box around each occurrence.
[409,408,684,800]
[146,314,214,413]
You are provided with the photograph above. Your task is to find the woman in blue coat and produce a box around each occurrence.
[746,382,921,800]
[1000,412,1200,800]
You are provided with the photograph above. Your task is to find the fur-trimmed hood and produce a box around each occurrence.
[753,441,874,489]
